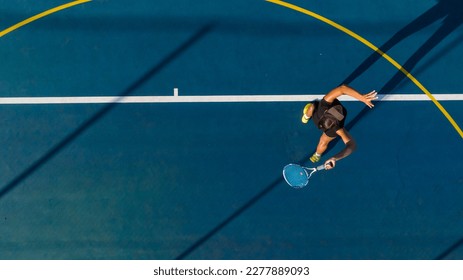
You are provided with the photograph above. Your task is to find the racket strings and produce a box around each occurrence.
[283,164,319,188]
[283,163,325,189]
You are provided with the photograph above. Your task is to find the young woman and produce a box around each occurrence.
[301,85,377,170]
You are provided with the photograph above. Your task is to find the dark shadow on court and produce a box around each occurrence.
[340,0,463,149]
[343,0,463,260]
[344,0,463,91]
[436,238,463,259]
[176,0,463,259]
[0,23,214,200]
[5,13,332,38]
[175,153,314,260]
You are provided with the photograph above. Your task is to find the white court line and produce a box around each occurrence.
[0,94,462,104]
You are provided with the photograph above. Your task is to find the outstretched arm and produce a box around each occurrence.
[324,128,357,170]
[324,84,377,108]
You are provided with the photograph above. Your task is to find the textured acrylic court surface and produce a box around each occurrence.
[0,0,462,259]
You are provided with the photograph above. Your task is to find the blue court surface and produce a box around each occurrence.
[0,0,462,259]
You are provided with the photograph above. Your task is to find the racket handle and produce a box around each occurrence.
[316,162,333,170]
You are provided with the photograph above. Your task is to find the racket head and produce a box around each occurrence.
[283,164,312,188]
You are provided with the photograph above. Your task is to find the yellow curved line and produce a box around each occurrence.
[0,0,92,38]
[267,0,463,139]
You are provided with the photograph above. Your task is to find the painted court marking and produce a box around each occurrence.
[266,0,463,139]
[1,0,461,134]
[0,0,92,38]
[0,94,461,104]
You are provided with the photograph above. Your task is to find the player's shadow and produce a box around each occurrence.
[344,0,463,91]
[336,0,463,260]
[0,23,214,200]
[325,0,463,260]
[342,0,463,138]
[175,0,463,259]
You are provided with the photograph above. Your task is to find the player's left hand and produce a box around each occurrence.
[362,90,378,108]
[324,158,336,170]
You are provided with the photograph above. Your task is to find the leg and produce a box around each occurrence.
[316,133,335,155]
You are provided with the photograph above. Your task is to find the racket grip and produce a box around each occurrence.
[316,164,325,171]
[316,162,333,170]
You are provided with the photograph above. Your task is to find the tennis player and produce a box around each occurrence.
[301,84,377,170]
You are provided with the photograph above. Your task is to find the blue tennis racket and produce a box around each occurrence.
[282,163,327,188]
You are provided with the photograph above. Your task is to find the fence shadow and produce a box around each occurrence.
[0,24,214,200]
[435,238,463,259]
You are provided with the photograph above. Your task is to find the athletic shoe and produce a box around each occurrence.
[310,153,321,163]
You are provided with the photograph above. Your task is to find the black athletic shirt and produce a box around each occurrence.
[312,98,347,137]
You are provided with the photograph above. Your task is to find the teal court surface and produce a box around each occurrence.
[0,0,462,259]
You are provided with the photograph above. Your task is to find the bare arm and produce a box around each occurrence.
[324,128,357,170]
[324,84,377,108]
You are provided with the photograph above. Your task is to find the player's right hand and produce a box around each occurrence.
[324,158,336,170]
